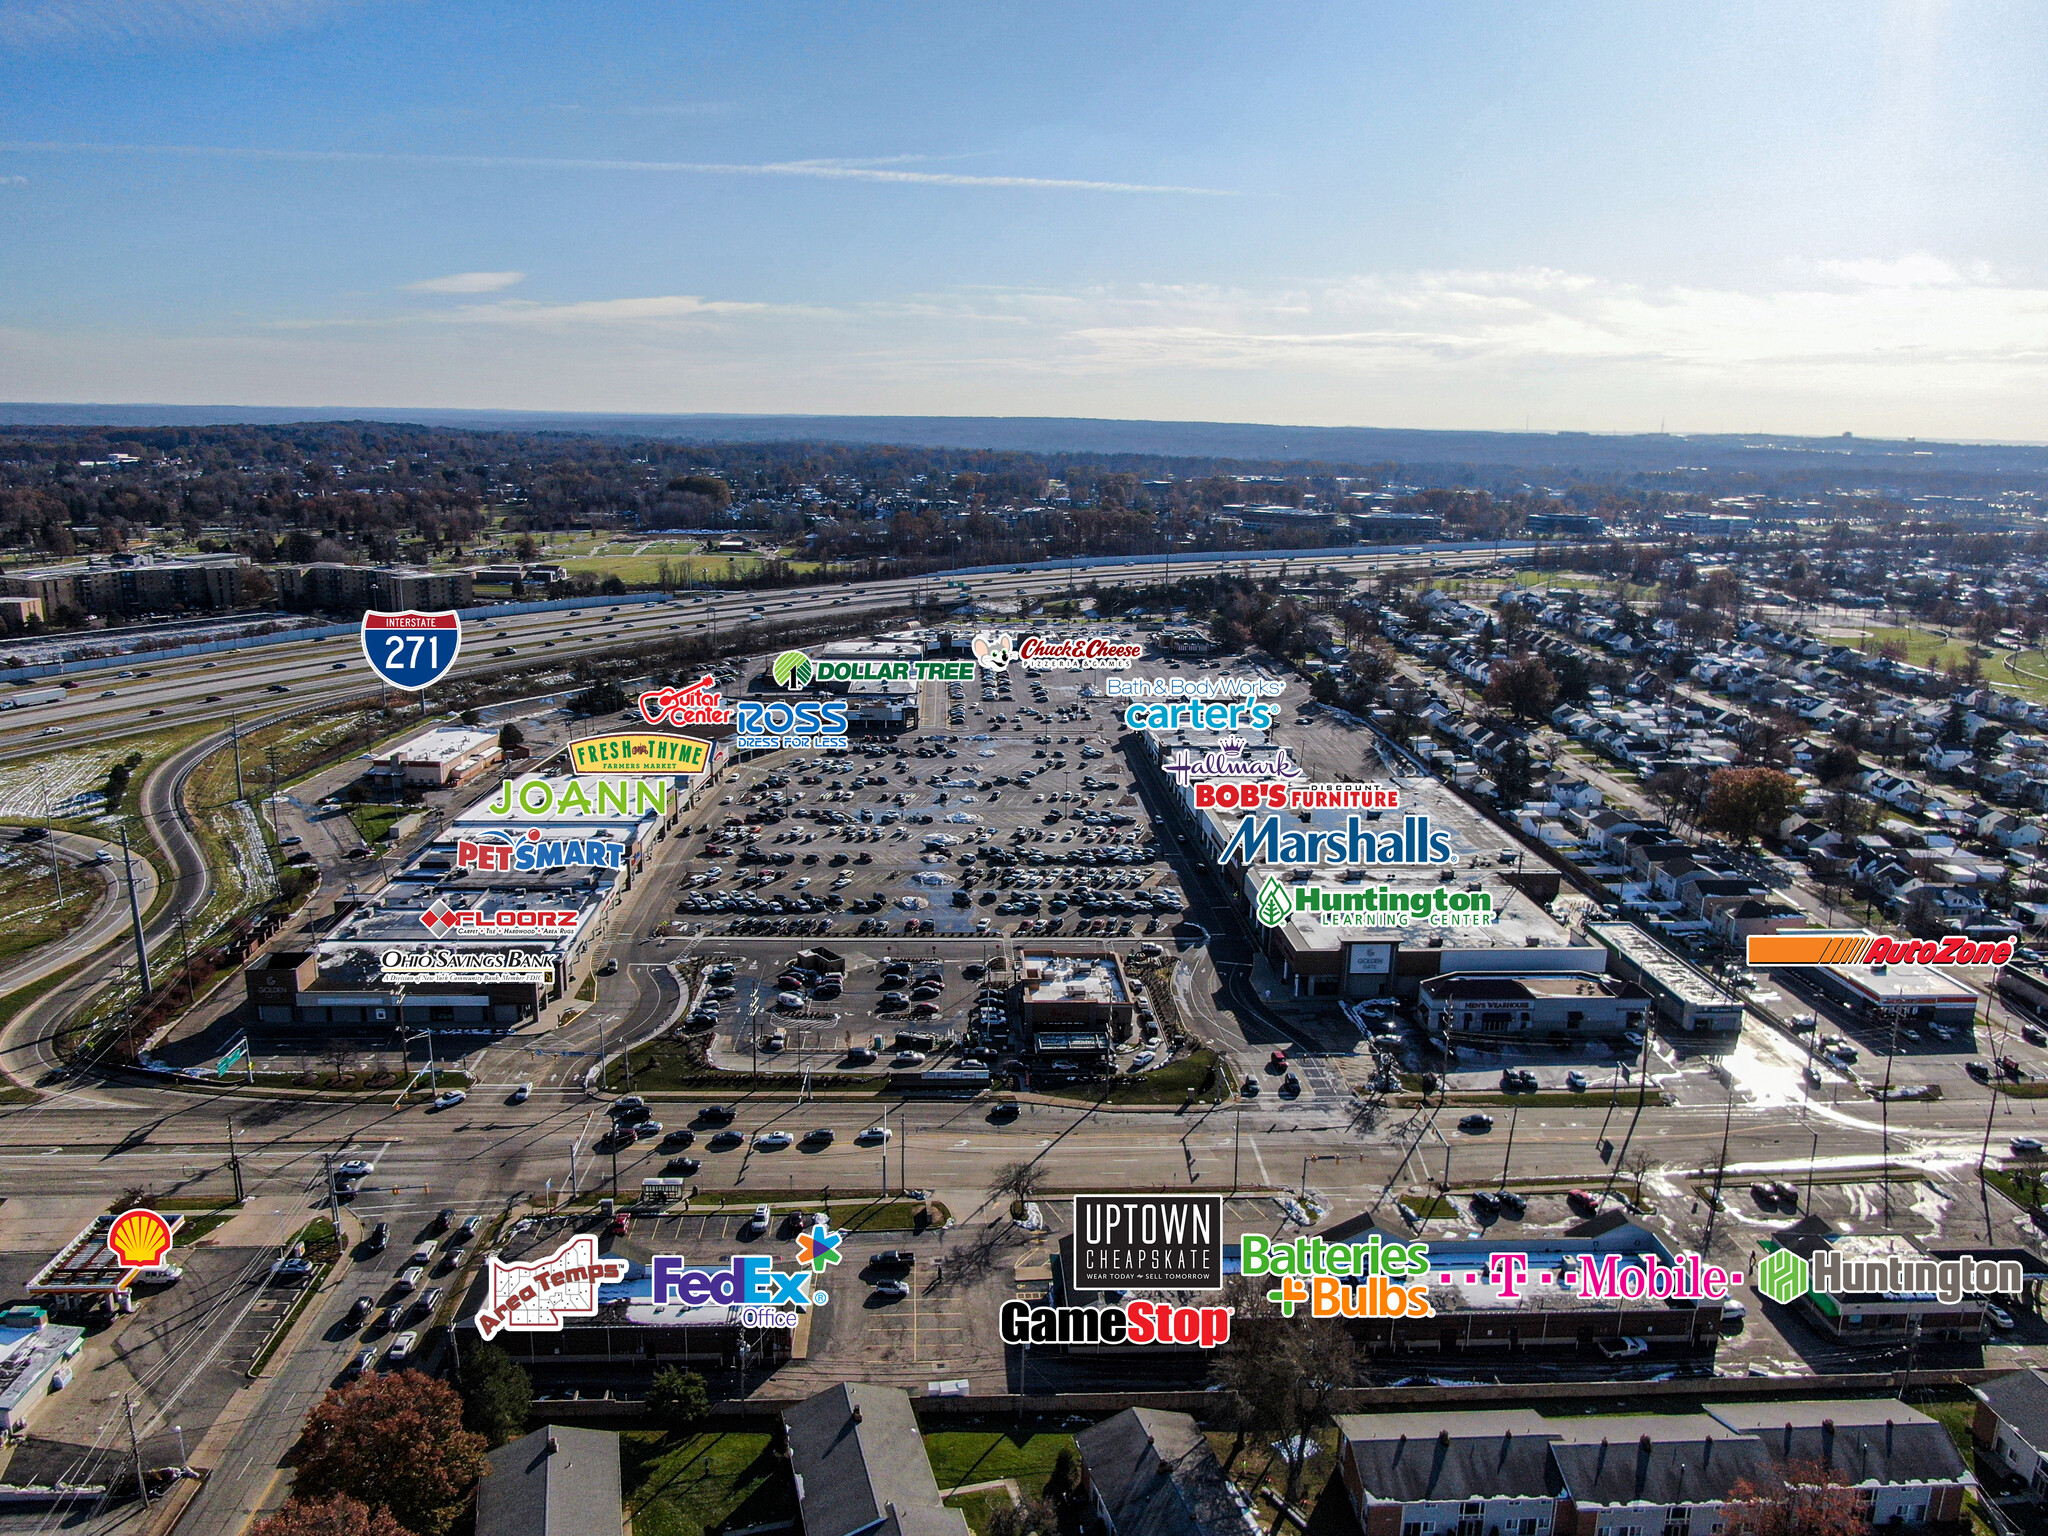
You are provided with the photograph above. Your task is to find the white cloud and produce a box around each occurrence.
[403,271,525,295]
[0,139,1237,196]
[11,255,2048,440]
[0,174,24,185]
[0,0,356,49]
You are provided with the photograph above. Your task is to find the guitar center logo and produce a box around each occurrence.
[455,829,626,872]
[1072,1194,1222,1290]
[476,1234,629,1340]
[638,676,736,729]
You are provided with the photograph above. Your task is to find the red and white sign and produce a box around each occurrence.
[476,1234,629,1339]
[418,901,580,932]
[638,675,736,728]
[1017,634,1143,670]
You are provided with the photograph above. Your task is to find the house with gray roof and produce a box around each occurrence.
[1973,1370,2048,1497]
[475,1425,621,1536]
[783,1383,970,1536]
[1705,1401,1970,1525]
[1076,1408,1256,1536]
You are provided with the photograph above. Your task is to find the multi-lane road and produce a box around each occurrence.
[0,544,1529,763]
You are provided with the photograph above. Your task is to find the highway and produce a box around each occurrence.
[0,544,1530,764]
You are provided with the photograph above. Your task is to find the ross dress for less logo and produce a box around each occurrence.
[1072,1195,1222,1290]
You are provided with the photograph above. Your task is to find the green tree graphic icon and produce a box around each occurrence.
[1256,878,1293,928]
[773,651,813,689]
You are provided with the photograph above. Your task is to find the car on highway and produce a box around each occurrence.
[368,1222,389,1253]
[336,1158,374,1178]
[345,1295,373,1326]
[856,1124,892,1143]
[98,689,116,698]
[409,1242,436,1265]
[610,1096,646,1116]
[802,1127,835,1145]
[1458,1114,1495,1132]
[892,1051,926,1067]
[453,1215,483,1243]
[347,1347,377,1379]
[754,1130,795,1150]
[431,1090,467,1109]
[664,1156,702,1174]
[707,1129,743,1149]
[633,1121,663,1140]
[279,835,303,846]
[385,1332,419,1364]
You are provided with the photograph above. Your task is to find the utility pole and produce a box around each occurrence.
[125,1396,148,1504]
[176,911,194,1005]
[264,745,282,846]
[229,713,244,800]
[322,1151,342,1237]
[228,1119,245,1202]
[119,826,152,997]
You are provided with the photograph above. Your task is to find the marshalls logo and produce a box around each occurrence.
[773,650,813,689]
[1753,1248,1810,1305]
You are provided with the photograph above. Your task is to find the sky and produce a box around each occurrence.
[2,0,2046,439]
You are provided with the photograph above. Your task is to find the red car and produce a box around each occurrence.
[1566,1189,1599,1214]
[607,1213,630,1236]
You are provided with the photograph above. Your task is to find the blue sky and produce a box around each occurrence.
[2,0,2044,437]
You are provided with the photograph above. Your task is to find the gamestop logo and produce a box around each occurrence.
[1072,1195,1221,1290]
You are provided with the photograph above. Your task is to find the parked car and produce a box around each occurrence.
[872,1279,910,1299]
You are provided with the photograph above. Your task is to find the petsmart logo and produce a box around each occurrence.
[1747,930,2016,968]
[477,1234,628,1339]
[456,829,626,872]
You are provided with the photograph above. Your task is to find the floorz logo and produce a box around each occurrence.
[416,901,580,931]
[476,1234,628,1339]
[1072,1195,1222,1289]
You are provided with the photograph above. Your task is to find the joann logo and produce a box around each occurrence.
[1072,1195,1222,1290]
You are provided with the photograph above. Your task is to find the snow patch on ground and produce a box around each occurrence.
[223,800,277,903]
[0,748,121,820]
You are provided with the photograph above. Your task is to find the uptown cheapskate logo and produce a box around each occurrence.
[1752,1245,2021,1307]
[477,1234,629,1339]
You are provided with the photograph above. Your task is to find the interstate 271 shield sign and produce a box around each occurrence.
[360,610,463,690]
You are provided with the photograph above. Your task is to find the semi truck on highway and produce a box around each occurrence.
[4,687,67,708]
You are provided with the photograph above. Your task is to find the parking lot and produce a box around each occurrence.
[671,658,1185,942]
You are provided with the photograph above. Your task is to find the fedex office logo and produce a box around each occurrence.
[650,1255,828,1323]
[477,1235,628,1339]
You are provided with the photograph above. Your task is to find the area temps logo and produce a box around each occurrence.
[476,1234,628,1340]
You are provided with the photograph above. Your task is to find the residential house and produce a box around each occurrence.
[475,1425,622,1536]
[782,1384,971,1536]
[1972,1370,2048,1497]
[1075,1408,1256,1536]
[1704,1401,1971,1526]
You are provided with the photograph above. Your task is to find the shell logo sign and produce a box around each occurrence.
[108,1208,174,1268]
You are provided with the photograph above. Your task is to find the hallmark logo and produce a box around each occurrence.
[1072,1194,1222,1290]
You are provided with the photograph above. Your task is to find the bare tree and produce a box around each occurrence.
[985,1160,1049,1208]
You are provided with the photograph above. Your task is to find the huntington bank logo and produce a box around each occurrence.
[1752,1244,2021,1307]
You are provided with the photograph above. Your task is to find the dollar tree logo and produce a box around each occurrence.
[1256,878,1293,928]
[773,650,813,689]
[1753,1247,1809,1305]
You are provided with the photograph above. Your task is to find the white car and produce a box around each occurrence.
[754,1130,794,1150]
[335,1159,374,1178]
[748,1204,772,1233]
[856,1125,892,1144]
[1988,1304,2017,1330]
[511,1082,531,1103]
[872,1279,910,1299]
[892,1051,927,1067]
[385,1331,419,1364]
[432,1090,467,1109]
[2013,1137,2045,1155]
